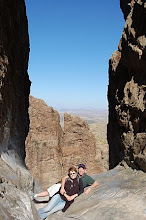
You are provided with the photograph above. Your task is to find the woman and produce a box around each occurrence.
[38,166,84,219]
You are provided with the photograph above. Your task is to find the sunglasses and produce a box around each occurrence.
[70,172,76,175]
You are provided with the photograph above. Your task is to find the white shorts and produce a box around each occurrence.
[47,183,61,197]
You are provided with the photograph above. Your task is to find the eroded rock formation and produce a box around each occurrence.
[89,122,109,171]
[62,113,101,175]
[25,96,63,189]
[25,98,102,188]
[0,1,38,219]
[108,0,146,172]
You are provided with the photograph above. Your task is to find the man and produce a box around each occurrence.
[60,164,98,195]
[33,163,98,200]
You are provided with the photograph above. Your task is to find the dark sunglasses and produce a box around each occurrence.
[70,172,76,175]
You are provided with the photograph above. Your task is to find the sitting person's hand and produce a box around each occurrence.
[65,194,74,201]
[60,187,66,195]
[64,193,77,201]
[85,187,91,195]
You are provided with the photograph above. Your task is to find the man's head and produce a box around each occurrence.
[78,164,86,177]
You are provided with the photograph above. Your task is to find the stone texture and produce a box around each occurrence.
[25,95,63,189]
[0,156,40,220]
[0,0,31,162]
[0,1,39,219]
[26,100,102,188]
[37,165,146,220]
[108,0,146,172]
[89,122,109,172]
[62,113,101,175]
[120,0,135,20]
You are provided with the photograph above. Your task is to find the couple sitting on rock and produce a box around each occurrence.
[34,164,98,219]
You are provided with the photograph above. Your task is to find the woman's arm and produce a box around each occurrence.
[63,193,78,201]
[63,179,84,201]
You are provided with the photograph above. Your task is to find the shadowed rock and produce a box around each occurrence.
[0,0,30,162]
[108,0,146,172]
[0,1,39,219]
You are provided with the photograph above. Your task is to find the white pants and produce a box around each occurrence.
[47,183,61,197]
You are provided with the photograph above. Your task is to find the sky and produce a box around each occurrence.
[25,0,125,110]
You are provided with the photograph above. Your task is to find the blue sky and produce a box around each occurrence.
[25,0,125,109]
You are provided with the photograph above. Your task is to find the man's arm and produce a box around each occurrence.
[85,180,98,195]
[60,175,68,195]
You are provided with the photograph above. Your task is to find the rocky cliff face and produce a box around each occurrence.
[0,0,30,162]
[0,1,39,219]
[25,96,63,189]
[25,98,102,188]
[89,122,109,172]
[62,113,101,175]
[108,0,146,172]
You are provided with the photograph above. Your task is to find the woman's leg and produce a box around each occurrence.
[38,194,65,218]
[39,199,65,219]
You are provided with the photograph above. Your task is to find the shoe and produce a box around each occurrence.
[29,191,37,201]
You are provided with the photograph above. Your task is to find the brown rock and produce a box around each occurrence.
[89,122,109,172]
[25,96,63,189]
[108,0,146,172]
[62,113,101,175]
[26,102,103,188]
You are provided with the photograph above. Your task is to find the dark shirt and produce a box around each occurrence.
[60,177,84,212]
[80,173,95,188]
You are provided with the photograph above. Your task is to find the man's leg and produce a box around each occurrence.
[47,183,61,197]
[34,183,61,201]
[36,191,49,197]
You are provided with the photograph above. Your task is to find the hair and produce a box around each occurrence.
[68,166,77,173]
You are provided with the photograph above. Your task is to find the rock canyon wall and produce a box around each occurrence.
[0,1,39,219]
[108,0,146,172]
[0,0,30,162]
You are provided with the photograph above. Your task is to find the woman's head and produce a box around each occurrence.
[68,167,77,179]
